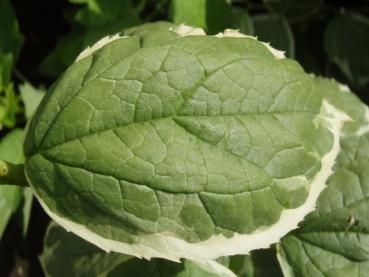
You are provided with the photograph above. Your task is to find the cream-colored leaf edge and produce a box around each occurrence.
[75,34,128,62]
[214,28,285,59]
[76,24,286,63]
[27,100,349,262]
[75,24,206,63]
[172,24,286,59]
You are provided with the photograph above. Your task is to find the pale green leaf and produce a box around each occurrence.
[0,129,25,238]
[20,83,46,120]
[277,78,369,277]
[25,23,347,261]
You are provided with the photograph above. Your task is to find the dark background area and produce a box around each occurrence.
[0,0,368,276]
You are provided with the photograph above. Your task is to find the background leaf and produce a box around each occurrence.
[229,249,283,277]
[324,12,369,88]
[253,14,294,58]
[263,0,322,23]
[229,255,254,277]
[0,0,24,65]
[20,82,46,120]
[0,53,13,91]
[170,0,231,34]
[205,0,232,34]
[231,8,254,35]
[40,0,140,78]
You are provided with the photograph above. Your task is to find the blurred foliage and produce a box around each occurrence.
[0,0,368,275]
[0,0,24,129]
[324,12,369,88]
[39,0,141,77]
[252,14,294,58]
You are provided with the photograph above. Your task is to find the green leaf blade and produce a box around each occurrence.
[25,24,348,261]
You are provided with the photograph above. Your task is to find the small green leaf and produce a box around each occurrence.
[20,83,46,120]
[41,222,236,277]
[277,78,369,277]
[0,129,25,239]
[263,0,322,23]
[253,14,294,58]
[324,13,369,88]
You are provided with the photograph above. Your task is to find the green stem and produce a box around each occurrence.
[0,160,28,187]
